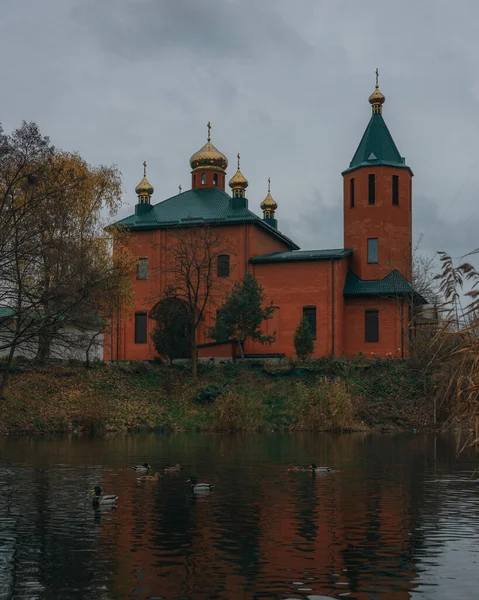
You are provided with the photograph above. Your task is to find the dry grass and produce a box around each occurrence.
[293,378,362,431]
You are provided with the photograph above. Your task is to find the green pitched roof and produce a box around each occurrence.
[343,113,410,175]
[250,248,352,264]
[112,187,299,249]
[343,270,426,304]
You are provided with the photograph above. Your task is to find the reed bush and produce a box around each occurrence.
[212,388,266,430]
[293,377,360,431]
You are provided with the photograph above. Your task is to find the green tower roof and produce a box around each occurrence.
[342,112,409,175]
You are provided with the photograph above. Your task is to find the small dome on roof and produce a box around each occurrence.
[260,178,277,211]
[229,153,248,189]
[135,161,154,196]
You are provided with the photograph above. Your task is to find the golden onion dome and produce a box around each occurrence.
[135,161,154,196]
[135,176,154,196]
[369,68,385,109]
[369,86,385,106]
[260,178,277,210]
[190,122,228,171]
[229,153,248,189]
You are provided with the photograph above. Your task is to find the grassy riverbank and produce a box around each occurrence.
[0,358,437,435]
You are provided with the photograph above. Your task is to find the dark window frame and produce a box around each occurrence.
[303,306,317,340]
[368,173,376,205]
[367,238,379,264]
[350,178,355,208]
[392,175,399,206]
[217,255,230,278]
[201,173,206,185]
[136,257,148,280]
[213,173,218,186]
[135,312,148,344]
[365,310,379,343]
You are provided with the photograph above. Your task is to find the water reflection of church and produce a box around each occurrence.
[97,434,455,598]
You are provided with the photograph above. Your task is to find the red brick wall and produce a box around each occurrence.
[249,257,350,358]
[104,221,292,361]
[343,166,412,281]
[191,169,226,191]
[343,296,408,358]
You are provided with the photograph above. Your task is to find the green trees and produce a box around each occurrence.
[294,316,315,362]
[210,273,276,359]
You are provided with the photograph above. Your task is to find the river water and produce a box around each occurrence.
[0,433,478,599]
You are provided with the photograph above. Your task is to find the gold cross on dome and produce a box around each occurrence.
[237,153,240,170]
[375,68,379,88]
[143,160,147,177]
[268,177,271,193]
[207,121,211,142]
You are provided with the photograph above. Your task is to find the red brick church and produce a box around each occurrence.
[104,76,423,362]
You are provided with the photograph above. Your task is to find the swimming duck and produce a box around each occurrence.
[132,463,151,474]
[187,477,213,494]
[310,463,332,474]
[164,464,182,473]
[91,486,118,507]
[287,465,310,472]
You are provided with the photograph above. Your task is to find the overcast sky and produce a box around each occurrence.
[1,0,478,261]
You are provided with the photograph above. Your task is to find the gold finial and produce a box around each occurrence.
[207,121,211,142]
[178,184,182,193]
[369,69,385,114]
[135,161,154,202]
[268,177,271,193]
[237,153,240,170]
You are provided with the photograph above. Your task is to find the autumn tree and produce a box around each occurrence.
[294,316,315,362]
[0,121,134,397]
[209,272,276,359]
[156,226,231,379]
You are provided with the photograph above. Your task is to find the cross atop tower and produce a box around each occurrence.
[207,121,211,142]
[375,68,379,88]
[143,160,147,177]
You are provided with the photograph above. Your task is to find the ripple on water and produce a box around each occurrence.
[0,433,479,599]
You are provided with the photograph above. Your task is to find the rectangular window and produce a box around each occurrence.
[215,308,228,341]
[367,238,378,264]
[365,310,379,343]
[137,257,148,280]
[303,306,317,340]
[392,175,399,205]
[135,312,147,344]
[368,174,375,205]
[350,178,355,208]
[217,255,230,277]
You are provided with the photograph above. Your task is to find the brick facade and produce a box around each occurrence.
[104,84,419,362]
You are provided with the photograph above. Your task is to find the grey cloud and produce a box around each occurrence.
[72,0,311,62]
[1,0,478,263]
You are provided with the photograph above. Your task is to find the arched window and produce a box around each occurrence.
[201,173,206,185]
[213,173,218,186]
[217,255,230,277]
[193,175,196,187]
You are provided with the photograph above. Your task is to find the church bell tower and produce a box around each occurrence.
[342,71,413,282]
